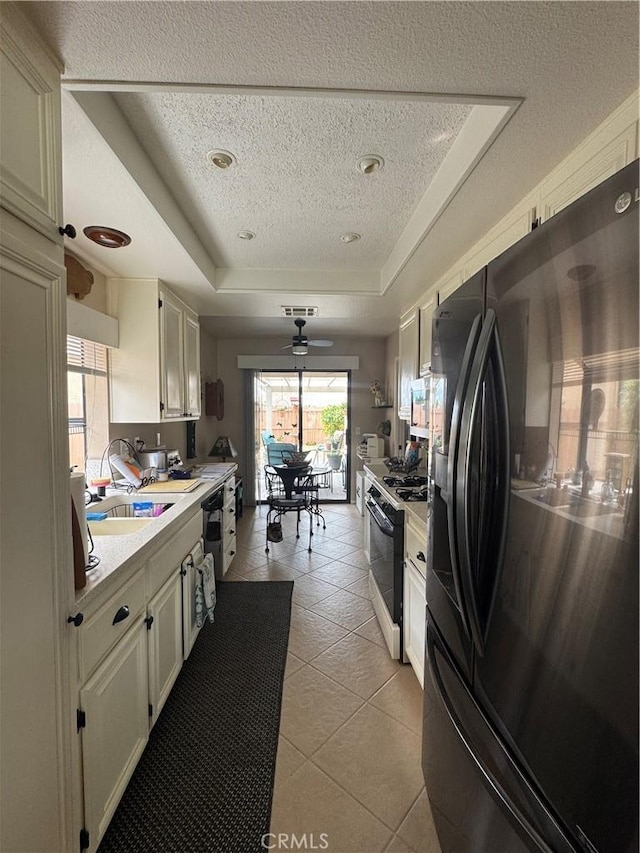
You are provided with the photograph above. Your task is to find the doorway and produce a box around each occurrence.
[254,370,350,503]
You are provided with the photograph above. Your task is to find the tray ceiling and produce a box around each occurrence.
[22,1,640,338]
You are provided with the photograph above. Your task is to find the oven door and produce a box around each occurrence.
[366,496,403,658]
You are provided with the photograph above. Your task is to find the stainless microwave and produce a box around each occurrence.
[410,377,430,438]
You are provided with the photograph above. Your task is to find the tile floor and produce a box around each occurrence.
[226,502,443,853]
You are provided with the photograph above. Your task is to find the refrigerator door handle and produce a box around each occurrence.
[447,312,482,635]
[426,622,576,853]
[456,309,510,656]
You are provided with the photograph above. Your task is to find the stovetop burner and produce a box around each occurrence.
[383,475,429,487]
[396,487,430,502]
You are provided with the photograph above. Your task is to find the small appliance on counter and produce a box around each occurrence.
[357,434,385,459]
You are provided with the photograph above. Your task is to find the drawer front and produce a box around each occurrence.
[222,534,237,576]
[224,507,237,537]
[79,571,146,681]
[405,521,428,579]
[223,476,236,508]
[222,497,236,529]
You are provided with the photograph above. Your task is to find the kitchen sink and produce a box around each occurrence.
[86,496,176,535]
[532,489,620,518]
[88,517,154,536]
[87,495,175,515]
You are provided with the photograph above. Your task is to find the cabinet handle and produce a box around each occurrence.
[145,615,154,630]
[230,550,235,556]
[67,613,84,627]
[417,551,426,562]
[112,605,130,625]
[58,223,77,238]
[228,508,234,513]
[229,529,235,535]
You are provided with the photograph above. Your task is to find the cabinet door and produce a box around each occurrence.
[160,290,185,418]
[403,559,426,687]
[80,621,148,852]
[147,571,183,725]
[539,120,638,223]
[184,311,201,418]
[398,308,419,420]
[0,11,62,241]
[463,201,535,281]
[418,296,435,376]
[437,269,464,305]
[355,470,364,515]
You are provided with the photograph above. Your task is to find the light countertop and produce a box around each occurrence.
[76,466,237,607]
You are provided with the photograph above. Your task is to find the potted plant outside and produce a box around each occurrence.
[321,404,346,470]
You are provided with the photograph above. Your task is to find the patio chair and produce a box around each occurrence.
[264,466,314,553]
[266,442,297,466]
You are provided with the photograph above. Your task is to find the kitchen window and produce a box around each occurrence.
[67,336,109,475]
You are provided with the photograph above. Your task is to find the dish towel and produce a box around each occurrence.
[194,553,216,628]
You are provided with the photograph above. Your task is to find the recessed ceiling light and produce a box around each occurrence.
[207,150,235,169]
[340,232,361,243]
[356,155,384,175]
[237,230,255,240]
[82,226,131,248]
[567,264,597,281]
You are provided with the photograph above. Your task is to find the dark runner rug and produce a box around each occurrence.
[98,580,294,853]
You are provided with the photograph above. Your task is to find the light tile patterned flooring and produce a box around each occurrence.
[228,503,443,853]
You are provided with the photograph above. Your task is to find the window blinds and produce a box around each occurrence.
[67,336,108,375]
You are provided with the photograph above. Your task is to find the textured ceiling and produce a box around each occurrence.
[21,1,640,338]
[114,93,472,270]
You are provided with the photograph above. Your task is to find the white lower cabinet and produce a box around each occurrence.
[80,619,149,852]
[219,476,237,577]
[147,571,183,725]
[77,509,205,850]
[355,470,365,515]
[403,561,426,688]
[403,516,428,687]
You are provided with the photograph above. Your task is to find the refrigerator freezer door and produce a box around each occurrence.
[423,619,577,853]
[478,160,639,853]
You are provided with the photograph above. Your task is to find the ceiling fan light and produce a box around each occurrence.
[292,343,308,356]
[207,149,235,169]
[356,155,384,175]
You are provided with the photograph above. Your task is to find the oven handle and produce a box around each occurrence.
[365,498,395,537]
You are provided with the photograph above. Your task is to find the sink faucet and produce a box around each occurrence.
[581,461,593,497]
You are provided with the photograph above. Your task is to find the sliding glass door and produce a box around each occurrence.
[255,370,350,503]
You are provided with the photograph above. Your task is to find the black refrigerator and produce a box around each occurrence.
[423,160,639,853]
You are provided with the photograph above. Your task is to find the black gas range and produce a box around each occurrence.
[365,472,430,661]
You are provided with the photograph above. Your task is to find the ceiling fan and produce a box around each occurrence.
[281,318,333,355]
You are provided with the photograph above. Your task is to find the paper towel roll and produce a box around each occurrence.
[70,472,89,567]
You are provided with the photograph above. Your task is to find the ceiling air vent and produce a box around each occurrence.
[281,306,318,318]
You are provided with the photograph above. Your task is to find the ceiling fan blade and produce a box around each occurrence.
[281,343,293,349]
[309,339,333,347]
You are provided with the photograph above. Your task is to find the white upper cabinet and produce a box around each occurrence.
[418,295,435,376]
[108,278,200,422]
[436,269,464,306]
[184,311,201,419]
[462,198,536,282]
[160,288,186,419]
[398,307,419,421]
[539,114,638,222]
[0,8,62,242]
